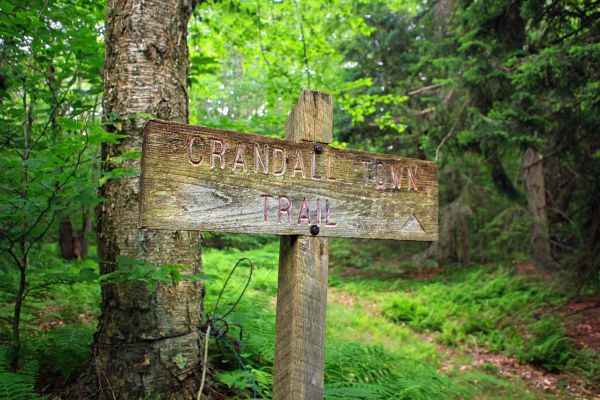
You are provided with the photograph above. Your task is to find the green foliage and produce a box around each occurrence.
[189,0,405,140]
[172,353,189,370]
[526,328,572,372]
[329,237,428,273]
[98,256,214,291]
[340,265,600,381]
[189,0,600,279]
[36,325,94,380]
[200,243,549,399]
[0,0,110,370]
[0,0,107,252]
[0,244,100,391]
[0,372,40,400]
[0,348,42,400]
[380,267,556,349]
[199,244,456,399]
[323,343,455,400]
[203,232,277,251]
[335,260,600,390]
[1,0,599,397]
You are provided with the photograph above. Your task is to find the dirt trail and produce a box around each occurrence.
[564,296,600,355]
[439,346,598,399]
[327,287,599,400]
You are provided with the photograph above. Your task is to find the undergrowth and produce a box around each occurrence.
[0,348,41,400]
[1,236,597,398]
[201,240,574,399]
[331,263,600,388]
[0,244,99,399]
[202,242,459,399]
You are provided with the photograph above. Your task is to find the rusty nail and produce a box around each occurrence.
[310,225,320,235]
[314,144,323,154]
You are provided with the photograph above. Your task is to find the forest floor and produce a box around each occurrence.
[328,285,598,399]
[1,240,599,399]
[200,239,600,399]
[564,296,600,355]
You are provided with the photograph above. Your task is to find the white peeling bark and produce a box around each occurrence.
[79,1,203,398]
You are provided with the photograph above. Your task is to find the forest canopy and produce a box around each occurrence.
[188,0,600,279]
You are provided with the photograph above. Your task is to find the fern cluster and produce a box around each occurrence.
[0,348,42,400]
[360,265,600,386]
[323,343,455,399]
[202,245,457,400]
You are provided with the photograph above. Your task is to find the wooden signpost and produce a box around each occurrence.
[139,90,438,399]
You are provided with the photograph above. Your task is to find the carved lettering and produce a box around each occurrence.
[278,196,291,224]
[390,165,404,189]
[142,120,439,240]
[326,154,335,181]
[210,139,226,169]
[257,196,338,227]
[297,197,311,224]
[273,147,286,176]
[375,162,385,189]
[232,144,247,172]
[254,144,269,174]
[408,167,418,191]
[184,137,423,192]
[188,136,205,166]
[311,152,321,180]
[292,148,306,178]
[261,195,272,223]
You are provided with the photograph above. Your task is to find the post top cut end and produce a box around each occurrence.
[285,90,334,144]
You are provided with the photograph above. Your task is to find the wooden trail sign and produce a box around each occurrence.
[139,123,438,241]
[139,90,438,400]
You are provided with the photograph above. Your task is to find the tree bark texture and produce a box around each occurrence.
[524,147,560,274]
[59,218,75,260]
[80,207,91,259]
[83,1,202,398]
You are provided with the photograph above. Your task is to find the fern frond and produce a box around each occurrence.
[0,372,40,400]
[40,324,94,379]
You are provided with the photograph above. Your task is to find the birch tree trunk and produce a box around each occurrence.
[524,147,560,274]
[80,1,203,398]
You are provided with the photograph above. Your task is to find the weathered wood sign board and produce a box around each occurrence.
[139,90,439,400]
[139,120,438,241]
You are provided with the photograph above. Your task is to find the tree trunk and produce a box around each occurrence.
[59,218,75,260]
[524,147,560,274]
[454,169,470,266]
[79,207,91,259]
[460,215,470,266]
[79,1,203,398]
[10,255,26,372]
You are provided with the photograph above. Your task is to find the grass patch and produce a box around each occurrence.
[202,242,576,399]
[0,238,596,398]
[202,243,460,399]
[333,262,600,387]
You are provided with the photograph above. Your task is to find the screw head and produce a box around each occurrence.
[314,144,323,154]
[310,225,320,235]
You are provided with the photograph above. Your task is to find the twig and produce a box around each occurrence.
[102,367,117,400]
[435,100,467,162]
[414,107,435,116]
[197,323,211,400]
[407,84,442,96]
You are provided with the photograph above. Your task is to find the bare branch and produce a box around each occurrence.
[407,84,443,97]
